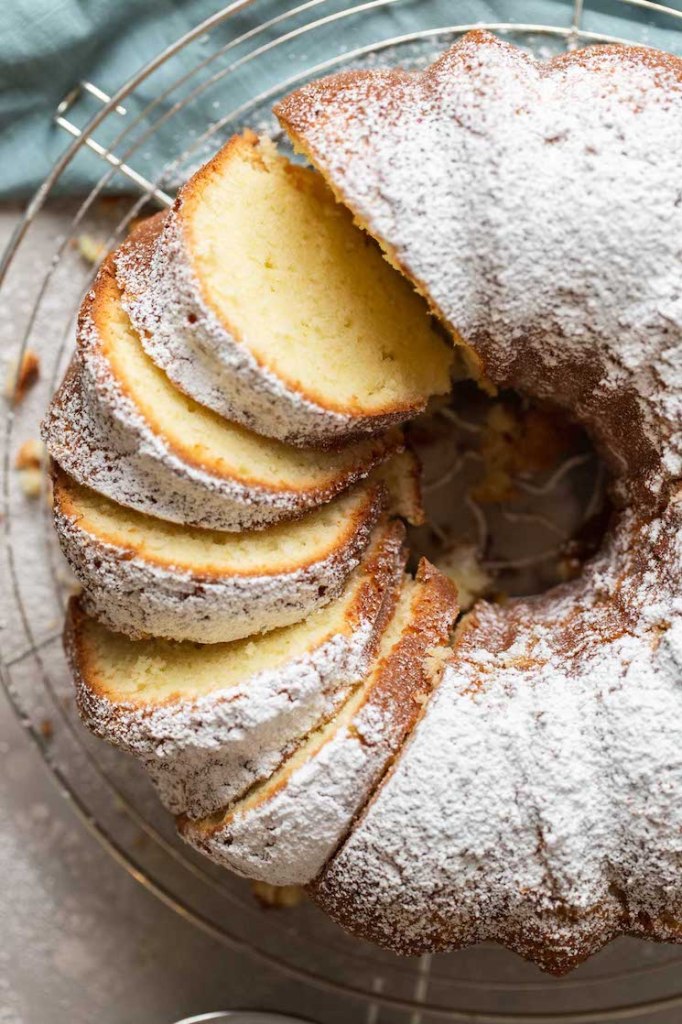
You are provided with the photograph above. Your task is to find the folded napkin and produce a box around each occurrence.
[1,0,676,199]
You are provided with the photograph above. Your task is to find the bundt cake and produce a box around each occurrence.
[66,520,407,818]
[45,29,682,976]
[179,561,457,884]
[42,252,401,531]
[115,133,453,446]
[52,454,419,643]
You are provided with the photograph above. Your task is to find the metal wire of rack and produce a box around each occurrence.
[2,2,682,1021]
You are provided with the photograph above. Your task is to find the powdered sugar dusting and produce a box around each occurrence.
[282,32,682,971]
[315,505,682,971]
[181,563,458,884]
[278,31,682,505]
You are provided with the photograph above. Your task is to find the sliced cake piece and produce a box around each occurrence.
[179,561,458,885]
[42,254,401,531]
[115,133,453,447]
[53,450,422,644]
[53,466,388,643]
[374,447,424,527]
[66,521,407,818]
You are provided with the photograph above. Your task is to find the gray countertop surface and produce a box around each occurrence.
[1,203,681,1024]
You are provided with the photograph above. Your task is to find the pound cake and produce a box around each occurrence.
[46,29,682,975]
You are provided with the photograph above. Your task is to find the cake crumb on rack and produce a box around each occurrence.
[5,350,40,405]
[75,234,107,265]
[39,719,54,741]
[15,439,47,500]
[18,467,43,499]
[15,438,45,470]
[251,880,306,909]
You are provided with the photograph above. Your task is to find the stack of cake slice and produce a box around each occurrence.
[43,126,457,900]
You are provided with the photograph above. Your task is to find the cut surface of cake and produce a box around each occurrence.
[179,560,458,884]
[66,521,407,818]
[115,135,453,446]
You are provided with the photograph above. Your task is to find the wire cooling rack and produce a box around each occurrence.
[3,2,682,1021]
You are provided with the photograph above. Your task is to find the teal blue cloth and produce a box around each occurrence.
[1,0,681,199]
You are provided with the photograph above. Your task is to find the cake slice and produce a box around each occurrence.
[53,447,422,643]
[53,465,389,643]
[42,254,401,531]
[115,134,453,447]
[66,521,407,818]
[179,561,458,884]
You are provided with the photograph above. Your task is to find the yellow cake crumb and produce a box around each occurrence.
[251,880,306,908]
[15,438,45,470]
[76,234,107,265]
[18,467,43,498]
[5,350,40,405]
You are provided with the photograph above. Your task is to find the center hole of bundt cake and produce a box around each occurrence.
[405,380,612,606]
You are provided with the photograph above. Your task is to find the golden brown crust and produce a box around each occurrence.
[353,558,457,727]
[313,883,682,977]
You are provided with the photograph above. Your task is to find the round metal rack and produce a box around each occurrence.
[2,2,682,1021]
